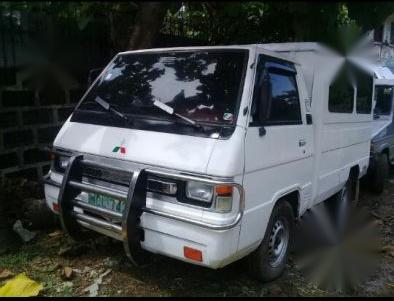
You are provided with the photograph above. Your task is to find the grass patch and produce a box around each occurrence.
[0,246,42,270]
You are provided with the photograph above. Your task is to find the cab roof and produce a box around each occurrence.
[118,42,342,66]
[118,42,344,100]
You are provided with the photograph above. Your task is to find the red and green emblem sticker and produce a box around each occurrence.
[112,146,126,154]
[112,139,126,154]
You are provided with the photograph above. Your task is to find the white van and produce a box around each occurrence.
[44,43,373,281]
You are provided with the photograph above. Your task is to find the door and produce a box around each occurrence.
[239,52,314,250]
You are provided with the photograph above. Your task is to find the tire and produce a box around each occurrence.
[369,153,389,194]
[248,201,294,282]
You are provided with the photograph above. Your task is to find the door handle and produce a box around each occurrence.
[298,139,306,147]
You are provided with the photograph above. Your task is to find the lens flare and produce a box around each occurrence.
[293,201,382,293]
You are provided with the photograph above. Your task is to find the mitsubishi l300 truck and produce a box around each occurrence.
[44,43,373,282]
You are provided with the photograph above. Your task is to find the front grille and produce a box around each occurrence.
[82,165,132,186]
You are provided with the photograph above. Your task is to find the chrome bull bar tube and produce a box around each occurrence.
[69,180,128,200]
[73,211,122,233]
[77,219,123,241]
[56,155,146,264]
[73,199,123,220]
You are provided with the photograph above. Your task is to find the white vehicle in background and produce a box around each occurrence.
[44,43,373,282]
[349,58,394,193]
[368,79,394,193]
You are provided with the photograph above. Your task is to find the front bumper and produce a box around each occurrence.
[43,152,244,268]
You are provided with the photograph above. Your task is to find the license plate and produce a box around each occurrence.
[87,193,125,214]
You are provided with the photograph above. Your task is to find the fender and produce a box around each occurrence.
[258,184,301,242]
[375,143,390,155]
[270,184,301,216]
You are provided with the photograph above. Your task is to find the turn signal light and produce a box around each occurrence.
[215,185,233,196]
[184,246,203,262]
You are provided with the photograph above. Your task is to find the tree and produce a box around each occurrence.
[347,2,394,32]
[2,1,394,54]
[127,2,170,50]
[167,2,394,54]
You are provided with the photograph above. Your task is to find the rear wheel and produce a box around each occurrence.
[369,153,389,194]
[248,201,294,282]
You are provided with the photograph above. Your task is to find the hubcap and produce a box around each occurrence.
[268,219,289,267]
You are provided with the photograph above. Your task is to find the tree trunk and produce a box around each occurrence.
[128,2,168,50]
[108,11,117,56]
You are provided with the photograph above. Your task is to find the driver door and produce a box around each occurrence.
[239,51,314,249]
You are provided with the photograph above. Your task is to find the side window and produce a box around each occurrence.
[374,85,394,116]
[374,25,383,42]
[391,22,394,45]
[354,67,373,114]
[328,66,355,113]
[251,56,302,125]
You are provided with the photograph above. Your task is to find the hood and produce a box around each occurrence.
[53,121,218,174]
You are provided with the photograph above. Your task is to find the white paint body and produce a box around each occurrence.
[45,43,372,268]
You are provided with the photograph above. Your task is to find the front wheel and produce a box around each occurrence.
[247,201,294,282]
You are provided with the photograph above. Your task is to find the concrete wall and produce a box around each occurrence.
[0,73,83,181]
[351,13,394,66]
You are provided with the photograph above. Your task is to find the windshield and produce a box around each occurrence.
[374,85,394,116]
[76,50,248,128]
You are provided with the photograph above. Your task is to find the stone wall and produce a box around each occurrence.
[0,25,206,183]
[0,73,83,182]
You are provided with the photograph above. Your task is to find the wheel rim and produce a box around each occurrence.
[268,219,289,267]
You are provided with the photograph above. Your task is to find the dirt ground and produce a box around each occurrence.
[0,173,393,297]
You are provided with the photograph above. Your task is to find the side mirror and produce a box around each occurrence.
[87,68,103,87]
[258,76,272,123]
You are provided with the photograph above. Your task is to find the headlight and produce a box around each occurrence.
[185,181,234,212]
[186,181,214,203]
[147,176,235,213]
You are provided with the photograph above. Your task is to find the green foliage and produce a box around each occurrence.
[168,2,392,54]
[347,2,394,31]
[1,1,393,54]
[1,1,138,31]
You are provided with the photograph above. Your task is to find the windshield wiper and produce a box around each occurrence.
[152,97,205,132]
[95,96,132,125]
